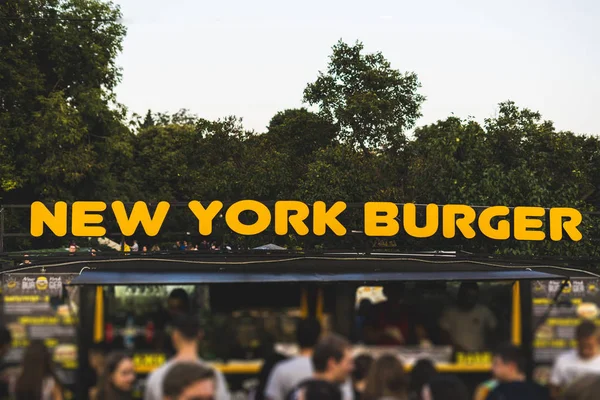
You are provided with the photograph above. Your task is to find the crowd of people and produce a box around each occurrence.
[118,239,232,253]
[2,299,600,399]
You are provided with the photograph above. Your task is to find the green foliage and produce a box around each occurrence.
[1,7,598,258]
[304,40,425,152]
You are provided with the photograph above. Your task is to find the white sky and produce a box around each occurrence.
[114,0,600,135]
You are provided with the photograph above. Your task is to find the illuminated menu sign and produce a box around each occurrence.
[2,273,79,395]
[531,279,600,384]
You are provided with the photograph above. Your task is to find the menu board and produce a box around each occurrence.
[1,273,79,396]
[531,279,600,384]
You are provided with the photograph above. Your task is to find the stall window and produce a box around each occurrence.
[353,281,514,366]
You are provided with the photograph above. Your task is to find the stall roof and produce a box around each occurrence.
[70,268,565,285]
[3,252,597,281]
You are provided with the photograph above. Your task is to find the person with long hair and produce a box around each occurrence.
[363,355,408,400]
[93,352,136,400]
[11,341,63,400]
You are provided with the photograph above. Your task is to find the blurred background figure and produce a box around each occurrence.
[549,321,600,399]
[92,352,136,400]
[351,354,373,400]
[264,318,322,400]
[86,341,109,398]
[487,344,548,400]
[421,375,468,400]
[298,380,342,400]
[408,359,437,400]
[440,282,497,352]
[363,354,408,400]
[163,362,216,400]
[0,327,13,399]
[561,374,600,400]
[11,341,63,400]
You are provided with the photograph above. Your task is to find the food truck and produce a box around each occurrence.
[1,201,598,399]
[2,250,597,399]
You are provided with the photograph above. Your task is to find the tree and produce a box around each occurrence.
[0,0,131,203]
[304,40,425,152]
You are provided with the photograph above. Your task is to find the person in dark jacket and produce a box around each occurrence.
[486,344,549,400]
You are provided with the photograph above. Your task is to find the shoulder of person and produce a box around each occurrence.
[556,349,578,363]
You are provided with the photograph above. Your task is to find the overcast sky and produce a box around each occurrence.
[114,0,600,135]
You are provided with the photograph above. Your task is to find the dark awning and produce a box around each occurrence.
[69,269,565,285]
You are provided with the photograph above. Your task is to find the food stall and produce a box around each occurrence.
[2,250,591,399]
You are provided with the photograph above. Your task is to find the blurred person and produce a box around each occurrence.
[351,354,373,400]
[298,380,343,400]
[131,240,139,252]
[85,341,108,398]
[408,359,437,400]
[11,341,63,400]
[550,320,600,399]
[142,246,148,252]
[163,362,216,400]
[0,327,12,399]
[561,374,600,400]
[151,244,161,252]
[144,315,229,400]
[352,300,373,344]
[155,288,192,353]
[252,334,288,400]
[439,282,497,352]
[422,375,468,400]
[92,352,136,400]
[287,334,355,400]
[363,284,413,345]
[486,344,548,400]
[265,318,322,400]
[473,379,498,400]
[363,354,407,400]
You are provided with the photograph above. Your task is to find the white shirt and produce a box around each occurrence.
[549,349,600,388]
[264,356,353,400]
[144,359,230,400]
[439,304,497,352]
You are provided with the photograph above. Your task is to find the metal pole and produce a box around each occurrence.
[1,207,4,253]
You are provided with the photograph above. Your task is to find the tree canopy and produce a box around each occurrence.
[1,1,598,257]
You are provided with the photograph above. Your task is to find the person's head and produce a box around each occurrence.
[298,380,342,400]
[457,282,479,310]
[491,344,526,382]
[168,288,190,316]
[171,315,201,351]
[352,354,373,388]
[422,375,468,400]
[15,341,55,398]
[297,318,322,350]
[163,362,216,400]
[142,246,148,252]
[576,320,599,359]
[383,283,405,303]
[0,326,12,359]
[363,354,407,400]
[312,334,354,384]
[409,359,437,396]
[102,352,136,393]
[89,341,108,373]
